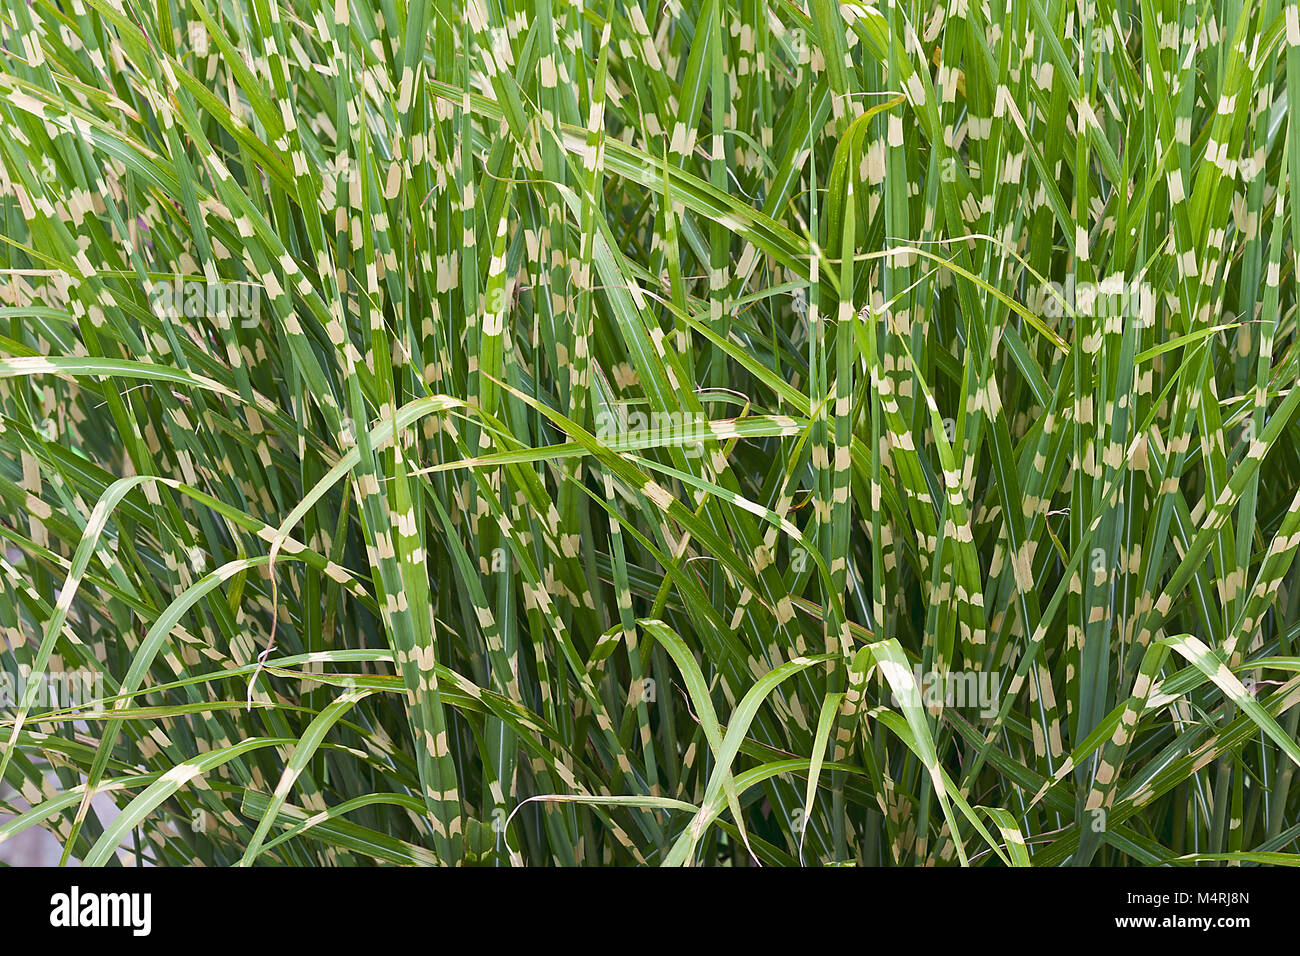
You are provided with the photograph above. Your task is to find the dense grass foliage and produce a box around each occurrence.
[0,0,1299,866]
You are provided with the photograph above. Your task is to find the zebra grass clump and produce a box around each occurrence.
[0,0,1297,867]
